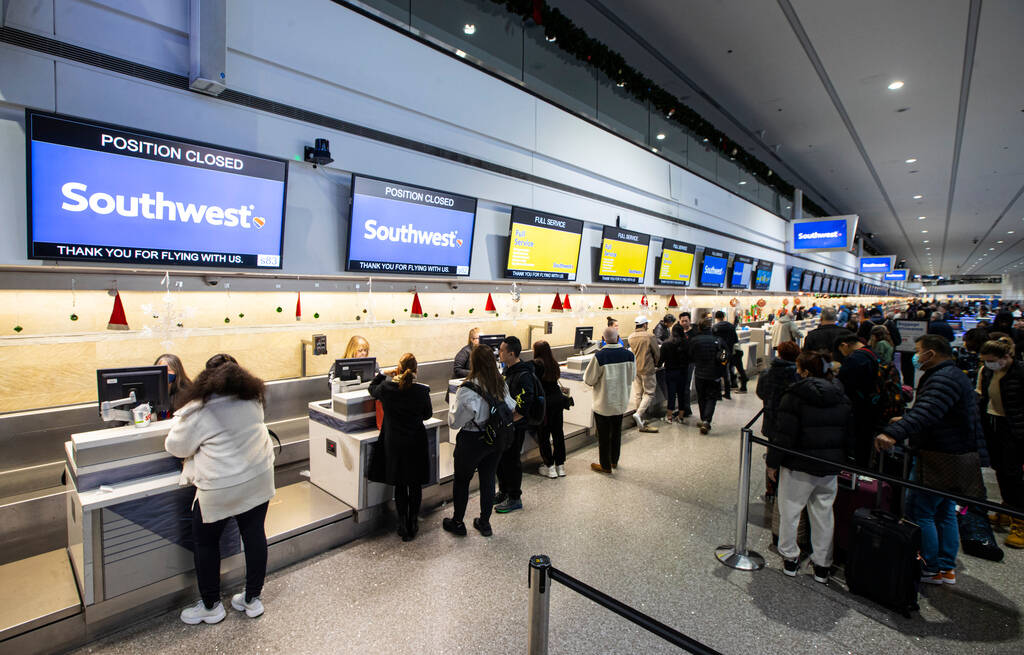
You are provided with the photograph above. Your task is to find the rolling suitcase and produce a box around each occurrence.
[845,508,921,617]
[832,448,908,564]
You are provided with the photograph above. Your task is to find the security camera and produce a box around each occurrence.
[202,276,220,287]
[972,238,979,245]
[304,138,334,168]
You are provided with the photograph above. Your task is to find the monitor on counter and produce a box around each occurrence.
[96,366,170,420]
[574,326,594,350]
[753,261,773,291]
[27,110,288,269]
[728,254,754,289]
[346,174,476,276]
[597,226,650,284]
[656,238,696,287]
[479,334,505,356]
[332,357,377,383]
[504,207,583,280]
[787,267,804,292]
[800,270,814,291]
[698,248,729,288]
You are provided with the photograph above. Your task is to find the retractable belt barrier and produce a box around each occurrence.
[526,555,724,655]
[716,409,1024,571]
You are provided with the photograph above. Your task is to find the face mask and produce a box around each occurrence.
[830,361,840,372]
[167,373,176,383]
[912,352,933,370]
[984,361,1006,371]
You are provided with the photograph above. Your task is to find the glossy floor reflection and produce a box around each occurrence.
[71,384,1024,654]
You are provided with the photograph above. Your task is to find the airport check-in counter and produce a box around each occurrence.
[735,329,758,376]
[308,386,442,510]
[743,327,769,373]
[561,355,595,428]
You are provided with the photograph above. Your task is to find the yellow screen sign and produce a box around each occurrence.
[507,223,581,278]
[599,238,649,281]
[659,250,695,284]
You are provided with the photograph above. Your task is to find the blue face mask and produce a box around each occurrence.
[168,373,176,384]
[912,352,932,370]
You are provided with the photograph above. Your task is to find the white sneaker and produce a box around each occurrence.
[180,599,226,625]
[634,413,645,429]
[231,593,265,618]
[547,465,558,478]
[538,464,551,477]
[556,465,566,477]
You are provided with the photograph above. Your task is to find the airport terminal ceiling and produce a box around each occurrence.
[551,0,1024,278]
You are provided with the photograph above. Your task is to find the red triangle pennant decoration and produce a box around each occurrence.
[640,294,649,307]
[551,293,563,311]
[107,290,129,330]
[410,292,424,317]
[602,294,614,310]
[667,294,679,308]
[295,292,302,321]
[484,293,496,312]
[561,294,572,310]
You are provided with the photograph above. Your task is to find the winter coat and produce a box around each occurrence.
[979,360,1024,444]
[882,360,984,455]
[453,344,472,378]
[712,320,739,349]
[653,321,672,343]
[756,359,800,439]
[584,344,636,416]
[802,323,852,357]
[688,330,727,381]
[770,315,803,349]
[627,330,661,377]
[837,347,879,432]
[767,377,852,476]
[368,374,434,486]
[658,337,689,371]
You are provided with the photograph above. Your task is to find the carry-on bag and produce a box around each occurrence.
[845,508,921,617]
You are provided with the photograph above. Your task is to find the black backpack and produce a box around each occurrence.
[515,368,547,427]
[861,348,907,422]
[714,336,731,367]
[460,381,514,447]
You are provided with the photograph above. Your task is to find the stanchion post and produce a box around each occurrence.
[527,555,551,655]
[715,427,765,570]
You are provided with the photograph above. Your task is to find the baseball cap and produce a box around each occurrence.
[635,315,649,325]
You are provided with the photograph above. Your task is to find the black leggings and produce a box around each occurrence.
[394,483,422,522]
[452,430,501,524]
[989,415,1024,510]
[193,500,269,608]
[537,407,566,466]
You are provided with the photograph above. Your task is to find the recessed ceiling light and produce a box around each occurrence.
[652,147,658,153]
[1009,231,1015,234]
[921,230,928,233]
[913,194,923,199]
[905,158,917,164]
[998,240,1004,243]
[656,133,666,141]
[545,34,557,43]
[923,240,929,243]
[888,80,905,90]
[455,49,467,58]
[463,24,476,35]
[739,181,747,185]
[918,216,926,220]
[989,247,995,250]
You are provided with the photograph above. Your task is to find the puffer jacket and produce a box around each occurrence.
[770,315,803,349]
[767,377,852,476]
[687,330,726,381]
[883,360,983,455]
[756,358,799,439]
[979,360,1024,444]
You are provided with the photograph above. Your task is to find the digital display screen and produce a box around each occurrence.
[657,238,696,286]
[754,262,773,290]
[812,274,823,292]
[801,270,814,291]
[698,249,729,288]
[504,207,582,280]
[788,267,804,292]
[884,269,909,281]
[729,255,754,289]
[859,256,894,273]
[827,277,837,293]
[27,111,288,268]
[347,175,476,276]
[597,226,650,283]
[792,218,848,250]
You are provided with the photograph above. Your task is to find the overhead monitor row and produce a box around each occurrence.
[24,110,869,293]
[787,267,867,295]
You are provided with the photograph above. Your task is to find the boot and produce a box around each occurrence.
[1006,518,1024,549]
[990,512,1012,530]
[406,505,419,540]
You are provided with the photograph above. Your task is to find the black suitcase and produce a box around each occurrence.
[845,508,921,617]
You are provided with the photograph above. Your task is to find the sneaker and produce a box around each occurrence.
[783,559,799,577]
[921,572,944,585]
[813,565,830,584]
[737,387,748,394]
[633,414,645,429]
[494,497,523,513]
[231,593,265,618]
[940,570,956,585]
[180,600,226,625]
[682,410,693,418]
[699,422,710,435]
[664,413,675,424]
[537,464,555,478]
[639,425,660,433]
[556,465,566,477]
[546,465,557,478]
[473,518,493,537]
[492,492,508,506]
[442,517,467,536]
[590,462,612,474]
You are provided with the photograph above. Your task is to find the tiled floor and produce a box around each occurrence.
[71,385,1024,654]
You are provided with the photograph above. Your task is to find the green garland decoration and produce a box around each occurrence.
[489,0,827,216]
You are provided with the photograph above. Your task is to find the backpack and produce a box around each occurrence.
[714,337,731,367]
[460,381,514,447]
[513,368,547,427]
[862,348,906,422]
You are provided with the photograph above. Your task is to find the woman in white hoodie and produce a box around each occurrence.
[165,354,275,625]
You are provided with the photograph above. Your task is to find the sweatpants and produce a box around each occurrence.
[777,467,838,568]
[630,373,658,419]
[452,429,501,524]
[193,500,269,608]
[593,413,623,470]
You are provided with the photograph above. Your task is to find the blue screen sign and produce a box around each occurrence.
[699,249,729,288]
[859,256,894,273]
[729,254,754,289]
[792,218,848,250]
[884,269,909,281]
[347,175,477,276]
[27,111,288,268]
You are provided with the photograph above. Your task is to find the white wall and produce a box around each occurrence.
[0,0,865,291]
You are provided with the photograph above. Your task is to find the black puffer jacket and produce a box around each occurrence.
[687,331,726,381]
[755,359,799,439]
[802,323,851,357]
[883,360,983,455]
[768,376,852,476]
[979,360,1024,444]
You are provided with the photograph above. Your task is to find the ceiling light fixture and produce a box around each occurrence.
[656,133,666,141]
[739,181,747,185]
[463,24,476,35]
[1009,231,1015,234]
[888,80,905,90]
[905,158,917,163]
[913,194,923,199]
[651,147,658,153]
[918,216,926,220]
[455,49,467,58]
[921,230,928,233]
[545,34,557,43]
[998,240,1004,243]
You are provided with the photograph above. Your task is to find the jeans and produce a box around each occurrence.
[593,413,622,470]
[665,368,686,412]
[694,377,721,424]
[907,488,960,573]
[452,429,501,523]
[193,500,269,608]
[497,423,528,501]
[537,406,566,466]
[777,468,837,568]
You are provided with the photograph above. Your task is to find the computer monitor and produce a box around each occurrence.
[478,334,505,357]
[96,366,170,421]
[332,357,377,383]
[574,326,594,350]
